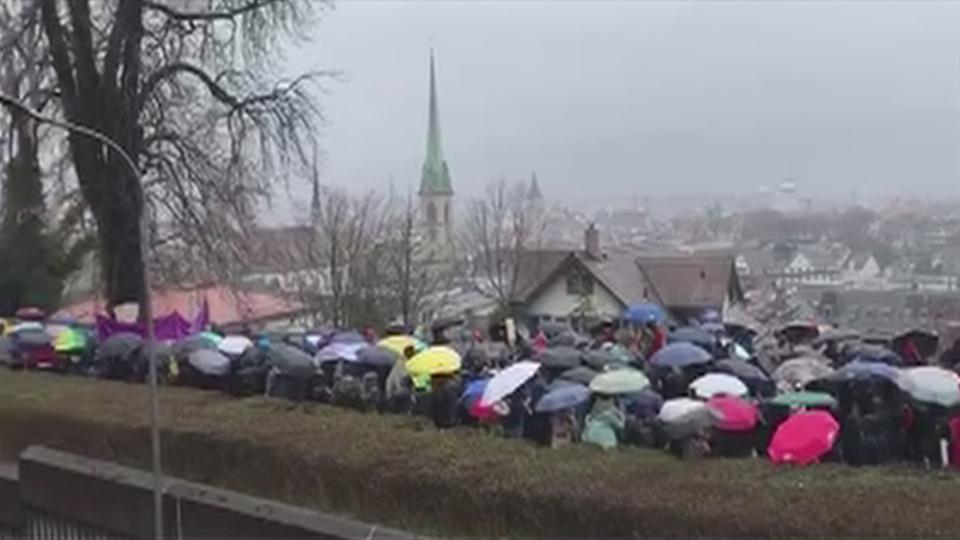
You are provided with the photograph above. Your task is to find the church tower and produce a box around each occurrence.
[419,50,454,260]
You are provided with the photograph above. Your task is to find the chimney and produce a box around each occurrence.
[584,223,601,259]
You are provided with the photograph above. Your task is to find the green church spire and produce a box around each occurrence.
[419,50,453,196]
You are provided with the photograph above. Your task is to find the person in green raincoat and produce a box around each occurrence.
[582,397,626,450]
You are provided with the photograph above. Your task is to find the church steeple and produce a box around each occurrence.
[419,49,453,196]
[528,171,542,201]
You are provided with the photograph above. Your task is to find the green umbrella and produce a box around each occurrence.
[769,391,837,409]
[199,331,223,347]
[589,368,650,395]
[54,327,87,353]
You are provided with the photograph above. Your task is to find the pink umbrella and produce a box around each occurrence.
[707,396,759,432]
[768,410,839,466]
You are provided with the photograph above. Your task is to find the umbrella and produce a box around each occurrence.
[96,333,144,361]
[539,346,582,370]
[701,322,725,335]
[267,343,316,377]
[899,366,960,407]
[14,306,45,321]
[218,335,254,356]
[548,330,585,348]
[559,366,599,386]
[689,373,748,399]
[459,378,489,405]
[54,327,87,353]
[316,342,368,364]
[9,321,43,335]
[658,398,715,440]
[406,346,461,377]
[187,349,231,377]
[813,327,860,346]
[829,361,901,385]
[851,345,902,366]
[669,326,716,349]
[590,368,650,395]
[776,320,820,343]
[12,329,51,347]
[199,331,223,347]
[535,384,590,413]
[892,329,939,359]
[583,350,618,370]
[378,335,426,358]
[649,343,713,369]
[623,302,666,324]
[623,389,664,417]
[481,361,540,406]
[357,345,400,367]
[769,391,837,409]
[707,396,760,432]
[772,357,835,390]
[768,410,839,465]
[714,359,770,382]
[546,378,580,392]
[173,334,217,358]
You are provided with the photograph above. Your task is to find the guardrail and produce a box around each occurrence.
[0,447,420,540]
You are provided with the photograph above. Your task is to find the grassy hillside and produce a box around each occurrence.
[0,372,958,538]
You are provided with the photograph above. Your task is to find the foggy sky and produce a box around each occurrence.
[282,1,960,208]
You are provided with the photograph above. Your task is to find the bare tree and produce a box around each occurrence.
[460,178,548,310]
[34,0,324,314]
[291,185,387,328]
[380,192,452,328]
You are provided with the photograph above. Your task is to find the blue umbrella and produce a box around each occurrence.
[535,383,590,413]
[623,303,666,324]
[851,345,902,366]
[649,342,713,369]
[623,388,664,417]
[831,361,901,384]
[669,326,716,349]
[459,378,489,405]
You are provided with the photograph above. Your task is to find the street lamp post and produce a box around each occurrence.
[0,93,165,539]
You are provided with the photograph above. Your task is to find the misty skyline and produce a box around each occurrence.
[281,1,960,209]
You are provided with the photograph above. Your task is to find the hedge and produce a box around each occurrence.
[1,372,959,538]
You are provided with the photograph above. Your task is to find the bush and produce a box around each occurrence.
[1,372,959,537]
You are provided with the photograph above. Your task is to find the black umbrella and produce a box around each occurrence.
[540,346,582,370]
[548,330,583,348]
[267,343,316,377]
[540,321,572,339]
[892,329,939,360]
[96,333,144,362]
[357,345,399,367]
[714,358,769,381]
[624,388,664,418]
[559,365,599,386]
[583,350,617,370]
[188,349,232,377]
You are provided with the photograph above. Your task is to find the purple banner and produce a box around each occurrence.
[95,300,210,341]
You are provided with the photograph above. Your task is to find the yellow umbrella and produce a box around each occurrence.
[406,346,461,377]
[379,335,426,358]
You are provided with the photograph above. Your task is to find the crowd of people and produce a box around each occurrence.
[3,306,960,469]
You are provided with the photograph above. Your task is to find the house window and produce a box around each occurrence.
[566,268,594,295]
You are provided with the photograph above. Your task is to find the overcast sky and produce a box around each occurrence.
[282,0,960,208]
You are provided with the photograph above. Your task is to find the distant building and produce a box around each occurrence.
[418,50,454,263]
[799,285,960,335]
[512,225,743,327]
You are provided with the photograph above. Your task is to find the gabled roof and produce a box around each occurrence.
[635,251,742,310]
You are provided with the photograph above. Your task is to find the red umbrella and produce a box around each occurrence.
[707,396,759,432]
[15,306,45,321]
[768,410,839,466]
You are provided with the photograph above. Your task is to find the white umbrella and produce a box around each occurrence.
[658,397,708,424]
[187,349,231,376]
[9,321,43,335]
[899,366,960,407]
[480,360,540,406]
[316,342,368,364]
[218,335,253,356]
[772,357,834,390]
[689,373,749,399]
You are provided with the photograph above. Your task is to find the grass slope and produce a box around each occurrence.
[0,372,958,538]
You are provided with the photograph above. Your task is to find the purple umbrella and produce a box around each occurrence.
[649,342,712,369]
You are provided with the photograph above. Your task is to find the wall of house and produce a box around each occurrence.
[526,273,623,321]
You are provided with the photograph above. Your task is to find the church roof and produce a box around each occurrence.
[419,50,453,196]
